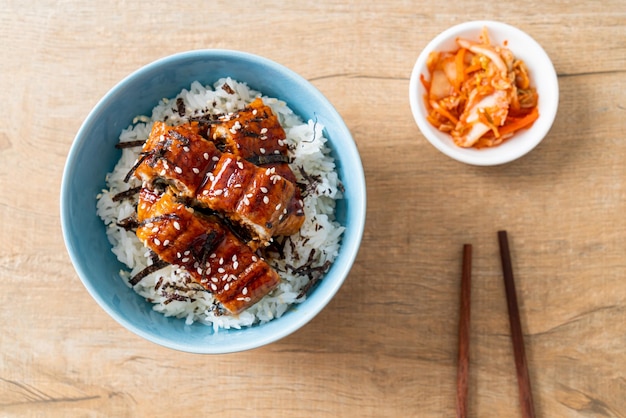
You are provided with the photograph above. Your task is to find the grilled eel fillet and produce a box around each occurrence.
[209,98,297,183]
[136,189,280,314]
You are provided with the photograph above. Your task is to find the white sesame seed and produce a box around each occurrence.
[184,250,190,255]
[260,187,268,193]
[224,283,230,291]
[197,267,203,274]
[263,196,269,204]
[251,255,258,262]
[160,169,166,176]
[211,277,218,283]
[145,222,153,228]
[275,203,282,210]
[237,161,244,170]
[252,109,257,115]
[242,287,248,295]
[214,189,223,196]
[203,152,209,160]
[218,267,225,273]
[182,257,190,263]
[173,221,181,230]
[174,166,182,174]
[183,146,190,152]
[202,190,209,195]
[192,167,200,174]
[260,148,266,154]
[232,254,237,261]
[212,156,219,162]
[163,161,169,169]
[153,238,161,246]
[260,128,268,134]
[163,240,169,246]
[219,257,224,265]
[151,226,159,233]
[211,284,217,291]
[177,252,182,258]
[233,261,238,269]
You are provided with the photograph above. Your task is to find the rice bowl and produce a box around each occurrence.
[97,78,344,331]
[61,50,366,353]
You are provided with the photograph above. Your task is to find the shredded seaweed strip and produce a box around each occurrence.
[115,140,146,149]
[112,186,141,202]
[141,213,181,226]
[246,154,291,165]
[116,215,139,231]
[298,166,322,198]
[301,114,319,143]
[167,129,190,145]
[282,249,333,298]
[123,152,151,183]
[189,230,222,283]
[176,97,186,117]
[163,293,189,305]
[221,83,235,94]
[118,213,180,233]
[188,112,224,126]
[296,261,332,298]
[129,259,169,286]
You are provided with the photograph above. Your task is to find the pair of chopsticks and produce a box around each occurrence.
[456,231,535,418]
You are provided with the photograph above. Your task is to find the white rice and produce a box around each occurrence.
[96,78,344,331]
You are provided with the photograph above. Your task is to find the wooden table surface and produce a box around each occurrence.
[1,1,624,417]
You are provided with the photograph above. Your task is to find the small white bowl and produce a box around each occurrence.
[409,21,558,166]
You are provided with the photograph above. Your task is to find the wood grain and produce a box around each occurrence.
[1,1,625,417]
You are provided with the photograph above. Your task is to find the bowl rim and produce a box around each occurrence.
[60,49,367,353]
[408,20,559,166]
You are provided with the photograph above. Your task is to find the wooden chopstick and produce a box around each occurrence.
[456,244,472,418]
[497,231,536,418]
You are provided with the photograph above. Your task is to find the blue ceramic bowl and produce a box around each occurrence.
[61,50,366,354]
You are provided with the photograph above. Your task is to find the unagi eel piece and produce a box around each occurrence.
[195,154,303,244]
[132,121,220,197]
[135,189,280,314]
